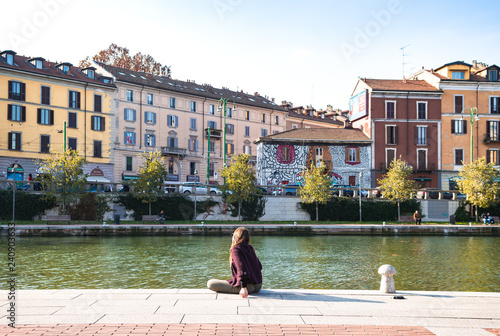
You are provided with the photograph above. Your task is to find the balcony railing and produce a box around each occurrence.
[161,147,187,157]
[484,134,500,144]
[205,128,222,139]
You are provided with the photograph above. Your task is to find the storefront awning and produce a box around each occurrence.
[87,176,111,183]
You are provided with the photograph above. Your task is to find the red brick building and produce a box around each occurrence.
[350,79,443,188]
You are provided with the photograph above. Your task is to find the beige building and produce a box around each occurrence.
[95,63,288,185]
[281,101,345,130]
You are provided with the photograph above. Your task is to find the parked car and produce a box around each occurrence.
[283,184,300,196]
[331,184,355,197]
[416,188,453,200]
[179,182,222,195]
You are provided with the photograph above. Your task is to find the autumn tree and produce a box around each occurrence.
[219,154,258,220]
[378,157,417,221]
[37,149,88,215]
[457,157,500,221]
[298,162,332,221]
[79,43,171,77]
[134,151,168,215]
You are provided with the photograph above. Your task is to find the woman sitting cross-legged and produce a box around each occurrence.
[207,227,262,298]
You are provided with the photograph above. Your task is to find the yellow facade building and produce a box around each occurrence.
[0,50,115,183]
[413,60,500,189]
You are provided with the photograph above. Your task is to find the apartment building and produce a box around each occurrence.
[0,50,115,183]
[281,101,344,129]
[95,63,288,185]
[411,61,500,189]
[350,78,443,187]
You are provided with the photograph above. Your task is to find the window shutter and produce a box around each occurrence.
[487,121,491,136]
[386,126,389,144]
[91,116,95,130]
[20,83,26,101]
[101,117,105,131]
[188,139,191,150]
[132,133,136,144]
[463,120,467,134]
[124,132,127,143]
[76,92,81,108]
[16,133,21,150]
[153,113,157,124]
[451,120,455,134]
[8,81,13,99]
[153,135,156,147]
[487,150,491,164]
[345,148,349,162]
[49,110,54,125]
[175,116,179,127]
[8,105,12,121]
[174,138,178,148]
[132,109,136,121]
[356,148,360,162]
[37,108,42,123]
[195,140,199,151]
[167,115,172,126]
[8,133,12,149]
[395,126,398,144]
[414,126,418,144]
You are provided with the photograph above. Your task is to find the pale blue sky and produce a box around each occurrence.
[2,0,500,109]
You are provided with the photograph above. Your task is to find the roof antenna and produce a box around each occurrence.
[400,45,410,80]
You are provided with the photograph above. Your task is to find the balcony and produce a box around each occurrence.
[205,128,222,139]
[484,134,500,144]
[161,147,187,159]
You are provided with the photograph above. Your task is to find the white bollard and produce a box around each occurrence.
[378,264,397,293]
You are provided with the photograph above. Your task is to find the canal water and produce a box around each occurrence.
[7,235,500,292]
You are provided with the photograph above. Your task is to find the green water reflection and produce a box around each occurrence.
[5,235,500,291]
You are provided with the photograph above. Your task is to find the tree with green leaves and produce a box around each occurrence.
[219,154,258,220]
[457,157,500,221]
[134,150,168,215]
[37,149,88,214]
[298,162,332,221]
[377,157,417,221]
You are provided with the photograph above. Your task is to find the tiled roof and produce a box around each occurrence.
[362,78,441,92]
[286,110,343,126]
[424,69,489,82]
[435,61,473,71]
[0,51,114,87]
[255,128,371,143]
[100,63,287,111]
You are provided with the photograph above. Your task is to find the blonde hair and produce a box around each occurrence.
[229,227,250,264]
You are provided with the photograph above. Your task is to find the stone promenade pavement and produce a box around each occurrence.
[1,289,500,336]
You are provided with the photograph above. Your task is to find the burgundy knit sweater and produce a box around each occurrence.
[227,242,262,287]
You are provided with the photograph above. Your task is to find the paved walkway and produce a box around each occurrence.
[1,289,499,335]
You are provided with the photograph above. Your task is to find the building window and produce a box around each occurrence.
[170,97,176,109]
[167,115,179,127]
[208,120,217,129]
[86,69,94,78]
[41,86,50,105]
[227,107,232,118]
[40,135,50,153]
[488,70,498,82]
[126,157,133,171]
[190,118,197,130]
[68,112,77,128]
[8,105,26,122]
[417,102,427,120]
[226,123,234,135]
[145,111,156,124]
[209,104,215,115]
[225,143,235,155]
[346,146,360,164]
[37,108,54,125]
[386,125,397,145]
[209,141,215,152]
[91,116,105,131]
[6,53,14,65]
[189,138,199,151]
[59,64,70,74]
[452,71,465,79]
[245,110,250,120]
[451,120,467,134]
[243,145,252,155]
[487,150,499,165]
[490,97,499,114]
[124,108,136,121]
[8,81,25,101]
[190,162,196,175]
[68,90,81,109]
[292,124,298,129]
[487,121,499,142]
[147,93,153,105]
[127,90,133,102]
[209,163,215,177]
[191,101,196,112]
[386,148,396,169]
[168,160,174,174]
[245,126,250,137]
[315,147,323,166]
[261,128,268,137]
[454,95,464,114]
[277,145,295,164]
[454,149,464,165]
[386,101,395,119]
[8,132,21,150]
[145,134,156,147]
[275,116,279,125]
[93,140,102,157]
[261,113,266,123]
[124,131,136,145]
[68,138,77,151]
[416,126,427,145]
[94,94,102,112]
[167,136,178,148]
[417,149,427,170]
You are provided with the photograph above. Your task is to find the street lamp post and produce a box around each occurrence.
[193,169,198,221]
[461,107,479,163]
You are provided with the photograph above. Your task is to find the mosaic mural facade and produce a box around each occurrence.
[256,142,371,188]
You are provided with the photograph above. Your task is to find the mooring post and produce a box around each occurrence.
[378,264,397,293]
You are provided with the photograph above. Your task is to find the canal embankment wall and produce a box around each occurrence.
[1,224,498,237]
